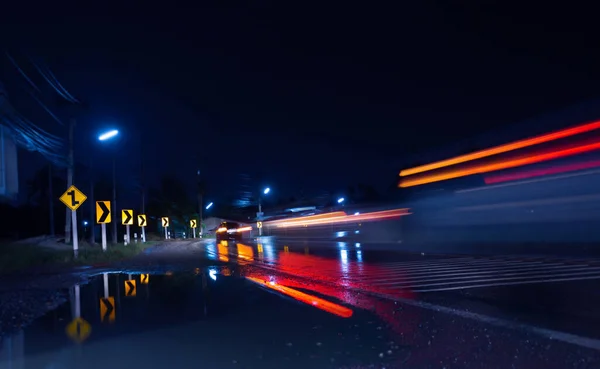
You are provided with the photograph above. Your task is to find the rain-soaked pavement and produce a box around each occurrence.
[2,237,600,368]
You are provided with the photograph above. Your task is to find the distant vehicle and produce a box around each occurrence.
[215,221,252,242]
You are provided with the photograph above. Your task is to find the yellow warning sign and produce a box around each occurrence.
[140,274,149,284]
[190,219,197,228]
[60,185,87,211]
[100,297,115,323]
[161,217,169,227]
[137,214,147,227]
[257,221,263,229]
[96,201,111,223]
[121,209,133,225]
[65,317,92,343]
[124,279,136,297]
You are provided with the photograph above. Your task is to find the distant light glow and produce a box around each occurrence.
[354,212,360,215]
[337,197,345,203]
[263,187,271,195]
[83,221,88,226]
[98,129,119,141]
[205,202,213,210]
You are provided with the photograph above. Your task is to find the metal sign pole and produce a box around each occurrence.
[101,223,107,251]
[103,273,109,298]
[72,210,79,257]
[142,226,146,243]
[193,228,196,238]
[164,227,167,240]
[126,225,130,245]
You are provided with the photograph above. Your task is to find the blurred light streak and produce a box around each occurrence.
[266,209,411,229]
[399,141,600,188]
[458,168,600,193]
[484,160,600,184]
[246,276,354,318]
[399,119,600,177]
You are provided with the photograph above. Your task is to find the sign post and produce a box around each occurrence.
[138,214,147,242]
[65,284,91,343]
[96,201,111,251]
[59,185,87,257]
[190,219,197,238]
[161,217,169,239]
[100,272,115,323]
[257,211,264,236]
[121,209,133,245]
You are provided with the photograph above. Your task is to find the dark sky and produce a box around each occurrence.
[2,2,600,206]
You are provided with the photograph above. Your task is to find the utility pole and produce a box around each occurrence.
[64,118,75,244]
[89,156,95,243]
[48,163,54,236]
[197,170,203,237]
[140,135,145,215]
[112,154,117,244]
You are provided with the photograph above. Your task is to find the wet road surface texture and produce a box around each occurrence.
[1,237,600,368]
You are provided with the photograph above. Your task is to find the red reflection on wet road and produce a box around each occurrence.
[246,276,354,318]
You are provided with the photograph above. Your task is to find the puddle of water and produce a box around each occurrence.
[0,267,397,369]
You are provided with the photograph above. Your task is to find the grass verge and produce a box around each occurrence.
[0,241,158,274]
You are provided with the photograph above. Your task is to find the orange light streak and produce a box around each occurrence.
[399,140,600,188]
[265,209,411,229]
[246,276,353,318]
[399,120,600,177]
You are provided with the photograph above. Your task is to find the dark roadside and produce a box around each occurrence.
[0,238,218,338]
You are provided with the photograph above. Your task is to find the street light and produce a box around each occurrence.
[258,187,271,236]
[98,129,120,244]
[98,129,119,141]
[205,202,213,210]
[337,197,345,204]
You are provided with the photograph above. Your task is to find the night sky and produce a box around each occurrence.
[2,2,600,206]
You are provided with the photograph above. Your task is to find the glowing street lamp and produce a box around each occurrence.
[337,197,345,204]
[205,202,214,210]
[98,129,119,141]
[258,187,271,236]
[98,128,120,244]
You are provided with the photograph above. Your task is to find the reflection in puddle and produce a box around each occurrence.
[246,276,353,318]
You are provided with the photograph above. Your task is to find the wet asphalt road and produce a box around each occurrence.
[2,238,600,368]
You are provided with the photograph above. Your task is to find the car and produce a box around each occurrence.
[215,221,253,242]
